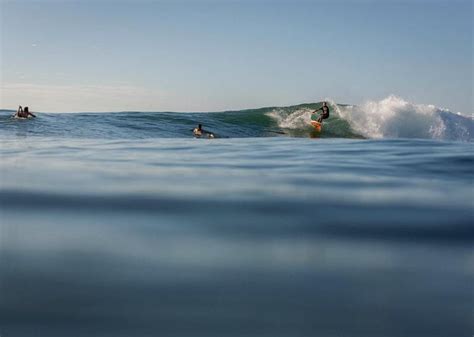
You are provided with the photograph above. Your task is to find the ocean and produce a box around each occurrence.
[1,98,473,337]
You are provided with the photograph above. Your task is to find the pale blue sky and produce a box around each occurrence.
[1,0,472,112]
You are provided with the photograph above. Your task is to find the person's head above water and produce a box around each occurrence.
[322,102,327,107]
[198,124,202,130]
[24,107,29,113]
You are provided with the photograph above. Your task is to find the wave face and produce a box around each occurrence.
[1,96,472,141]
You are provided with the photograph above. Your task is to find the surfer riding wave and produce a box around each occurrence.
[311,102,329,123]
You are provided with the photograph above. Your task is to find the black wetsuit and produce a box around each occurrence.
[317,105,330,122]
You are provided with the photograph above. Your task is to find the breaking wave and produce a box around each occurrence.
[267,96,472,141]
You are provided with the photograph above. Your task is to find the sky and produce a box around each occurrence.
[0,0,472,113]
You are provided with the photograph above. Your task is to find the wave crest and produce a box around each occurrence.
[335,96,472,141]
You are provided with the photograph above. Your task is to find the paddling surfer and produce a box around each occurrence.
[15,106,36,118]
[193,124,203,137]
[312,102,329,123]
[193,124,214,138]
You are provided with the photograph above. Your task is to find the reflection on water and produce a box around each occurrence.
[1,137,473,337]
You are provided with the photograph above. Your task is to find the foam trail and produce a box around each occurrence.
[266,107,314,129]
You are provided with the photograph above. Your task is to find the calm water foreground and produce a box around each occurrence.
[0,136,473,337]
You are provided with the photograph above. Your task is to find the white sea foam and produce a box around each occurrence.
[335,96,447,139]
[268,95,472,141]
[266,107,313,129]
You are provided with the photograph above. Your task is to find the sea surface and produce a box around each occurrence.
[1,100,473,337]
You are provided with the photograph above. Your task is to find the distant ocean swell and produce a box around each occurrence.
[1,96,472,141]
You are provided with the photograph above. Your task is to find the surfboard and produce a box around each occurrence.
[311,120,322,132]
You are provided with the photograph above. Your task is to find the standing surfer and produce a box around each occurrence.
[312,102,329,123]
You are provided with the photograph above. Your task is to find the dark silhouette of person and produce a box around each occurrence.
[312,102,329,123]
[15,106,36,118]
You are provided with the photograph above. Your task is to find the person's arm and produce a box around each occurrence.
[14,106,22,117]
[27,111,37,118]
[312,107,322,114]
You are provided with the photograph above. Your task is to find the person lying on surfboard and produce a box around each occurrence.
[311,101,329,123]
[193,124,215,138]
[15,106,36,118]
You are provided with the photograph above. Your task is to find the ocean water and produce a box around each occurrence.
[1,98,473,337]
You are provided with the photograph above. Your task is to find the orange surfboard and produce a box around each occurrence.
[311,120,322,132]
